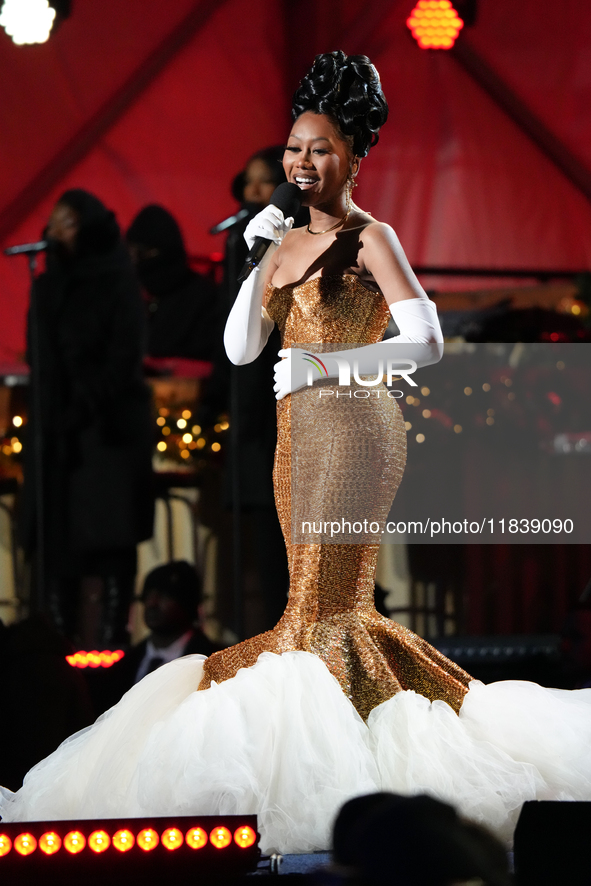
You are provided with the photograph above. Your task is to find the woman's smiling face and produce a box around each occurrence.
[283,112,353,207]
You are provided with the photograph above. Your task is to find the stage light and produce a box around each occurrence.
[210,826,232,849]
[66,649,125,668]
[0,816,260,884]
[14,833,36,856]
[234,825,257,848]
[186,827,208,849]
[112,829,134,852]
[407,0,464,49]
[64,831,85,854]
[39,832,61,855]
[161,827,183,851]
[88,830,110,853]
[137,828,159,852]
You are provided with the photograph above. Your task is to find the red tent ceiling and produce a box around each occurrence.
[0,0,590,362]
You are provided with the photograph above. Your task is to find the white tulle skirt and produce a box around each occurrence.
[2,651,591,854]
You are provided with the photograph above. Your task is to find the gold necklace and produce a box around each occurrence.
[307,207,351,235]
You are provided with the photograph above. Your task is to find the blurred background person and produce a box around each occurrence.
[21,188,154,650]
[201,146,308,635]
[92,560,223,713]
[328,792,510,886]
[126,204,220,361]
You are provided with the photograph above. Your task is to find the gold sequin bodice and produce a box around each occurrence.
[199,275,471,719]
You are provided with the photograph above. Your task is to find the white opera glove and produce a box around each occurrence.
[273,296,443,400]
[223,205,294,366]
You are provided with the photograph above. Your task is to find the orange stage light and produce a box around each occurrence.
[407,0,464,48]
[137,828,159,851]
[210,826,232,849]
[186,827,208,849]
[64,831,86,854]
[88,830,110,853]
[66,649,125,668]
[112,829,134,852]
[234,825,257,849]
[0,834,13,856]
[14,833,37,856]
[161,827,183,851]
[39,831,61,855]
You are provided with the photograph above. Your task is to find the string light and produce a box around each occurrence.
[407,0,464,49]
[66,649,124,668]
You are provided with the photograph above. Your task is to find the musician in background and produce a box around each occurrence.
[202,147,298,632]
[22,189,154,648]
[126,204,219,362]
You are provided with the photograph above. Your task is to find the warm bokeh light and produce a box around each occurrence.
[156,416,166,426]
[88,830,110,853]
[182,433,192,443]
[39,831,61,855]
[112,829,134,852]
[156,441,167,452]
[12,415,23,427]
[192,424,202,435]
[407,0,463,49]
[186,827,208,850]
[234,825,257,848]
[177,418,187,429]
[11,440,22,453]
[211,442,221,452]
[66,649,125,668]
[64,831,85,854]
[180,449,191,459]
[14,833,37,856]
[137,828,159,851]
[161,827,183,851]
[0,834,12,856]
[210,826,232,849]
[181,409,192,419]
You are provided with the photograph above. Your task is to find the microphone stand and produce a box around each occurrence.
[226,224,245,641]
[27,251,46,615]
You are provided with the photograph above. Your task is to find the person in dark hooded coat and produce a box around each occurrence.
[125,204,219,361]
[22,189,155,648]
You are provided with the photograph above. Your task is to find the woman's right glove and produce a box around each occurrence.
[223,205,294,366]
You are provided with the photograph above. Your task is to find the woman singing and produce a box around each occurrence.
[3,52,591,857]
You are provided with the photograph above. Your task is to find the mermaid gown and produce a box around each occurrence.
[2,275,591,854]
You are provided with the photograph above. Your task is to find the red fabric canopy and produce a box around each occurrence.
[1,0,590,361]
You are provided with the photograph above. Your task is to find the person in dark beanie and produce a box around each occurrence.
[92,560,223,713]
[126,204,219,361]
[21,188,154,649]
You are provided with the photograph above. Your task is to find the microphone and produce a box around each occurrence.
[209,207,250,235]
[238,183,302,283]
[4,240,49,256]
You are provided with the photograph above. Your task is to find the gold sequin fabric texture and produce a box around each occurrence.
[199,275,471,720]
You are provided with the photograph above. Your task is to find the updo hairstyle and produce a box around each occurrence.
[292,51,388,158]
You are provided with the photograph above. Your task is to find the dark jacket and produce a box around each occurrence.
[22,190,154,566]
[91,627,223,714]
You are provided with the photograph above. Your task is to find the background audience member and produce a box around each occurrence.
[329,792,510,886]
[21,189,154,649]
[93,560,222,712]
[126,204,219,361]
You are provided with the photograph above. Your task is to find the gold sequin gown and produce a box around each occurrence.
[199,274,471,720]
[5,277,591,856]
